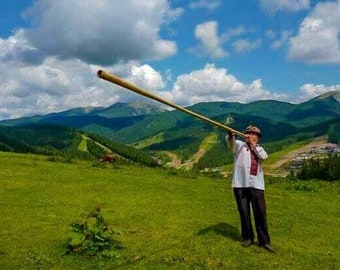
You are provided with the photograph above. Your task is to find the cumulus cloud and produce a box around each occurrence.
[0,29,45,64]
[0,0,180,120]
[191,21,228,58]
[0,57,288,120]
[161,64,287,105]
[288,1,340,63]
[22,0,182,65]
[124,64,166,92]
[0,58,113,119]
[299,83,340,101]
[259,0,310,14]
[0,30,167,120]
[2,0,338,121]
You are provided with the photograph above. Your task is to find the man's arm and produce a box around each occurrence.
[226,131,235,150]
[250,145,268,160]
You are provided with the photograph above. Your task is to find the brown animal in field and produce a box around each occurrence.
[100,153,116,162]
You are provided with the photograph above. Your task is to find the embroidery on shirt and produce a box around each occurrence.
[248,144,258,176]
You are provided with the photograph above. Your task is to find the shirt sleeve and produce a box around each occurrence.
[252,146,268,161]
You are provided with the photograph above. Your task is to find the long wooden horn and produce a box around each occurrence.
[97,70,245,137]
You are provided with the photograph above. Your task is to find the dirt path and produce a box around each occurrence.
[272,136,327,168]
[264,137,327,176]
[165,152,182,168]
[165,149,206,170]
[165,133,216,170]
[180,148,206,170]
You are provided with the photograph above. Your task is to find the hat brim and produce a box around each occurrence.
[245,131,261,137]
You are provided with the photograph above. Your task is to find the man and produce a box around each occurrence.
[227,125,275,252]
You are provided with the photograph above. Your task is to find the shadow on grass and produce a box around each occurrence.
[197,222,240,242]
[115,223,241,269]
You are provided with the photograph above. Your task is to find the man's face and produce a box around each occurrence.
[246,132,260,145]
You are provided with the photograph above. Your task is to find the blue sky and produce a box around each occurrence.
[0,0,340,120]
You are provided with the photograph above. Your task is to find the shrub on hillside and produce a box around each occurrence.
[66,205,123,258]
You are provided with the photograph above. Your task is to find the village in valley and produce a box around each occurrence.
[288,142,340,170]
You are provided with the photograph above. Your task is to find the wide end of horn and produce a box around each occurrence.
[97,70,104,78]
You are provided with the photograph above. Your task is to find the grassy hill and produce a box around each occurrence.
[0,151,339,269]
[0,124,157,166]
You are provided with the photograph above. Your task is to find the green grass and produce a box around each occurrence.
[77,135,88,152]
[132,132,165,149]
[0,151,339,269]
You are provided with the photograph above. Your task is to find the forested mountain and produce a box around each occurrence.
[0,91,339,170]
[1,101,166,126]
[0,124,156,166]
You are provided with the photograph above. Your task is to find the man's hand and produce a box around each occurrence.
[246,133,259,147]
[227,131,234,141]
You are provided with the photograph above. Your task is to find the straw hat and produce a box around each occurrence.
[244,125,261,137]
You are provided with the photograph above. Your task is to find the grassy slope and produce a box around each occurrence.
[77,135,88,152]
[131,132,165,149]
[0,152,339,269]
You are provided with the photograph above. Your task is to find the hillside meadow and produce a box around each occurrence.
[0,151,339,269]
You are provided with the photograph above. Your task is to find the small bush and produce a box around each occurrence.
[290,183,316,192]
[46,156,58,162]
[66,205,123,258]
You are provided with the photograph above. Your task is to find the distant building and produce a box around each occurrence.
[326,143,339,153]
[288,143,339,170]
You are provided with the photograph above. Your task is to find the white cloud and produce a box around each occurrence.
[288,1,340,63]
[232,39,262,53]
[299,83,340,101]
[191,21,228,58]
[1,0,338,121]
[0,32,166,120]
[22,0,182,65]
[0,57,110,120]
[0,0,179,120]
[221,25,246,42]
[127,65,166,91]
[270,30,292,49]
[259,0,310,14]
[0,29,45,64]
[162,64,287,105]
[265,30,276,39]
[189,0,221,11]
[0,22,288,121]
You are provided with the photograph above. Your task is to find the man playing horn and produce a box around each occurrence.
[227,125,275,253]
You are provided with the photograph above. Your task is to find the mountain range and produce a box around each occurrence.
[0,91,339,170]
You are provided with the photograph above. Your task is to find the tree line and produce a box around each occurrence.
[86,133,158,167]
[296,154,340,181]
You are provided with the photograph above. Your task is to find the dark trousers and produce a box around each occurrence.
[233,187,271,245]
